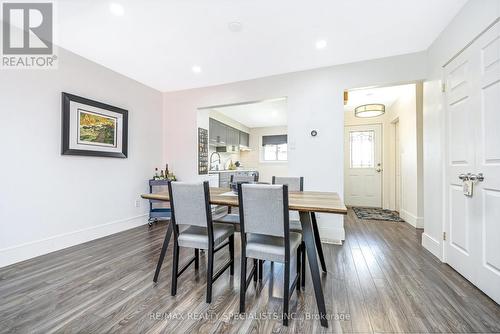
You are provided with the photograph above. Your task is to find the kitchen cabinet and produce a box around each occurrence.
[209,118,243,152]
[239,131,249,147]
[212,170,259,188]
[209,118,227,145]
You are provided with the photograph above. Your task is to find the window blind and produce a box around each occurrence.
[262,134,287,146]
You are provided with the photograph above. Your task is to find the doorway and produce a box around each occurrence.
[343,83,423,227]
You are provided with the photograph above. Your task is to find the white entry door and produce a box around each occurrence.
[344,124,382,207]
[444,21,500,304]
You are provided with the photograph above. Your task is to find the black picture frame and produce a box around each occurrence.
[61,92,128,158]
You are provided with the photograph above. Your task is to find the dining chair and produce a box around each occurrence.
[168,180,235,303]
[272,176,328,281]
[226,174,259,214]
[237,183,302,326]
[271,176,305,286]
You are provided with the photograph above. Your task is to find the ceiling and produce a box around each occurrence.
[344,84,415,112]
[54,0,467,91]
[211,98,287,128]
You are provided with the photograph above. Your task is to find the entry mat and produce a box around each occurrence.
[352,207,405,222]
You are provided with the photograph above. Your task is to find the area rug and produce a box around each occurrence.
[352,207,405,222]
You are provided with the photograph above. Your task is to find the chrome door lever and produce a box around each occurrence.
[469,173,484,182]
[458,174,469,181]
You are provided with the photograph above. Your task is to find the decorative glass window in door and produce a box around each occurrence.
[350,131,375,168]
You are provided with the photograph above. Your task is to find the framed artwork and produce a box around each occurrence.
[61,92,128,158]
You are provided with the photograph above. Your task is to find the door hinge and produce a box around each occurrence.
[443,232,446,241]
[441,82,446,93]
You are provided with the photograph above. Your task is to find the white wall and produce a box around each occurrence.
[240,126,289,183]
[0,47,163,267]
[423,0,500,259]
[386,84,423,227]
[163,51,427,243]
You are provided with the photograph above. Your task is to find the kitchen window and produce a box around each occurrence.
[262,134,287,161]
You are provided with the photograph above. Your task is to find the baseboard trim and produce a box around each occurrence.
[400,209,424,228]
[422,232,442,260]
[0,214,148,268]
[319,227,345,245]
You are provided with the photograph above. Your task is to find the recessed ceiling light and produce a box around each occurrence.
[109,3,124,16]
[191,65,202,73]
[228,22,243,33]
[315,39,327,50]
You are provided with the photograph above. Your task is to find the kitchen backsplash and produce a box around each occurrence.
[208,148,241,170]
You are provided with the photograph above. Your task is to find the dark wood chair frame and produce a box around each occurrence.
[237,183,302,326]
[168,180,235,303]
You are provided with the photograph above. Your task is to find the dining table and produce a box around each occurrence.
[141,187,347,328]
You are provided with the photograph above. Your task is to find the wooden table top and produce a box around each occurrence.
[142,187,347,215]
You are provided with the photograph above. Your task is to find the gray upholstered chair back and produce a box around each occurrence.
[272,176,303,191]
[239,184,287,237]
[231,174,258,183]
[169,181,209,227]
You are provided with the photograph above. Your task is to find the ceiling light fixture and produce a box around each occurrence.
[109,2,125,16]
[355,104,385,118]
[315,39,327,49]
[191,65,202,73]
[228,22,243,33]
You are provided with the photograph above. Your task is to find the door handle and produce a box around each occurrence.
[468,173,484,182]
[376,168,382,173]
[458,173,469,181]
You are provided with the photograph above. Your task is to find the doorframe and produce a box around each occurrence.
[392,117,401,213]
[344,123,384,208]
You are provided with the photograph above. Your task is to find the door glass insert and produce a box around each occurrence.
[350,130,375,168]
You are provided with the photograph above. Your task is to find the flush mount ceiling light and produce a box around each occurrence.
[191,65,202,73]
[315,39,327,50]
[228,22,243,32]
[354,104,385,118]
[109,2,125,16]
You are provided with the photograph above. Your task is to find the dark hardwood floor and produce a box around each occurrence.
[1,210,499,333]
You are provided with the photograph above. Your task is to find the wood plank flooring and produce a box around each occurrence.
[1,209,499,333]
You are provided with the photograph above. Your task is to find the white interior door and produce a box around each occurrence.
[344,124,382,207]
[444,21,500,304]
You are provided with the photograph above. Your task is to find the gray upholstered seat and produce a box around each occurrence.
[178,223,234,249]
[231,174,258,183]
[214,213,240,224]
[246,232,302,262]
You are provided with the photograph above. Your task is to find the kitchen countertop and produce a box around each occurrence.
[208,169,257,173]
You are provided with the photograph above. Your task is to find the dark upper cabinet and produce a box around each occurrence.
[239,131,249,147]
[209,118,227,145]
[209,118,249,151]
[226,126,239,147]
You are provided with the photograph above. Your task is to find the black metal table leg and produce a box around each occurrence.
[311,212,327,273]
[300,211,328,328]
[153,222,173,283]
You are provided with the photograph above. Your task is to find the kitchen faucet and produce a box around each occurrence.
[209,152,221,170]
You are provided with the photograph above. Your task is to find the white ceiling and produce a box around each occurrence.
[344,84,415,112]
[211,98,287,128]
[54,0,467,91]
